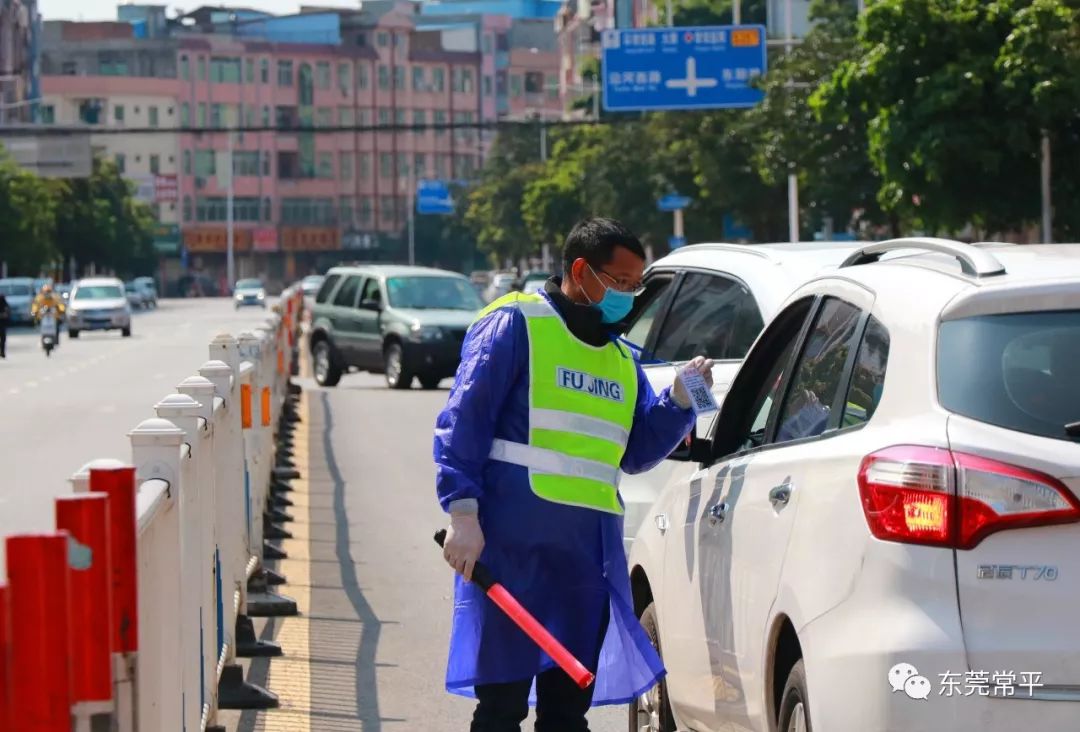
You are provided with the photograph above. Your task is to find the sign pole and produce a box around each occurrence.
[408,164,416,266]
[785,0,799,242]
[733,0,741,24]
[673,208,684,246]
[226,128,235,291]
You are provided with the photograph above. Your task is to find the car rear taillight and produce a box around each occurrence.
[858,446,1080,549]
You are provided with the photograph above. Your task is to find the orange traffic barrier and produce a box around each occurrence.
[0,583,11,732]
[261,386,271,427]
[89,467,138,654]
[241,383,253,429]
[6,533,72,732]
[55,493,114,706]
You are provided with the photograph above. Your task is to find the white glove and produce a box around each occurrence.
[672,355,716,410]
[443,512,485,582]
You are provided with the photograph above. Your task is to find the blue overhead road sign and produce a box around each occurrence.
[416,179,454,215]
[601,25,767,113]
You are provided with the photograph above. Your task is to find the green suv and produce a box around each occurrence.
[309,265,483,389]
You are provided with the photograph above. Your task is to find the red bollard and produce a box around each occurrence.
[241,383,253,429]
[6,533,72,732]
[88,467,138,655]
[261,386,272,427]
[55,494,114,709]
[0,583,12,732]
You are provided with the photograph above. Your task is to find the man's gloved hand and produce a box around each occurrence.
[672,355,717,410]
[443,512,485,582]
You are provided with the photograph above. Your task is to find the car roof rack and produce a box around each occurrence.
[839,237,1006,278]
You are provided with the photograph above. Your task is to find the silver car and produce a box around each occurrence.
[0,278,35,325]
[67,278,132,338]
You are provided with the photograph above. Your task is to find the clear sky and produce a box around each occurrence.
[39,0,362,23]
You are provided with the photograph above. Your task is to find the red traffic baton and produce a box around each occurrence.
[434,529,595,690]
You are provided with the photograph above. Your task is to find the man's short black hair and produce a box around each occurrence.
[562,217,646,270]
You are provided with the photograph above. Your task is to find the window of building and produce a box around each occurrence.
[435,153,449,178]
[183,196,192,221]
[197,56,206,80]
[339,107,354,126]
[482,34,493,54]
[318,152,334,179]
[379,196,394,222]
[359,153,371,179]
[245,58,254,83]
[338,62,351,92]
[340,196,354,225]
[433,67,445,92]
[379,152,392,178]
[397,152,408,176]
[413,109,426,134]
[395,109,406,126]
[194,149,216,176]
[316,107,332,127]
[233,151,261,177]
[434,110,447,136]
[277,60,294,86]
[377,32,390,47]
[115,153,126,173]
[412,66,425,91]
[245,105,255,127]
[114,104,125,123]
[358,109,371,127]
[263,197,272,221]
[463,69,474,93]
[210,104,224,128]
[148,106,159,127]
[180,54,190,80]
[263,151,271,176]
[281,197,336,225]
[260,58,269,83]
[209,57,241,83]
[62,61,78,75]
[378,109,391,126]
[340,154,353,180]
[357,63,369,90]
[197,103,207,128]
[40,105,55,124]
[358,197,372,223]
[414,153,426,178]
[484,75,493,97]
[183,150,192,174]
[262,106,271,128]
[547,74,559,99]
[149,154,160,175]
[524,71,544,94]
[99,56,128,76]
[315,61,331,89]
[378,65,390,90]
[510,74,522,98]
[298,63,314,106]
[275,106,297,129]
[195,197,261,222]
[393,66,405,90]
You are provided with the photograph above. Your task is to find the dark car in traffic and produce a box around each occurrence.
[309,265,483,389]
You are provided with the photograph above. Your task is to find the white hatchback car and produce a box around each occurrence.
[618,242,861,551]
[628,238,1080,732]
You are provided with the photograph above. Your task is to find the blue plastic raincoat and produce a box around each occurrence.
[433,289,696,706]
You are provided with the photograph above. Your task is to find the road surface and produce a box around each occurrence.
[0,298,276,573]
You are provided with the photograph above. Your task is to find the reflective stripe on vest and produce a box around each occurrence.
[477,292,637,514]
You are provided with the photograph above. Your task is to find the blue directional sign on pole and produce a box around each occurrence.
[601,25,767,113]
[416,179,454,215]
[658,194,692,212]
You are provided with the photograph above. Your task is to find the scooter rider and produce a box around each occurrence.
[31,284,65,344]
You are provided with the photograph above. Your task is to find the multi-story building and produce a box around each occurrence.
[39,2,559,288]
[0,0,41,123]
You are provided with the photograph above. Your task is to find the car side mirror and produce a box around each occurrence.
[359,299,382,311]
[668,431,712,463]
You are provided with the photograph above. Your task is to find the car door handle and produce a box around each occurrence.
[707,502,729,525]
[655,513,669,533]
[769,483,793,507]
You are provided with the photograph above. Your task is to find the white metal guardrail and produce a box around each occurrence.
[0,287,306,732]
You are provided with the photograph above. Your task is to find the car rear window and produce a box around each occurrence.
[315,274,342,304]
[938,310,1080,442]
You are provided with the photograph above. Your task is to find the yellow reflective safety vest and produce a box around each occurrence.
[473,292,638,514]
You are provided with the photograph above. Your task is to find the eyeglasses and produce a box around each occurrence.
[593,266,645,296]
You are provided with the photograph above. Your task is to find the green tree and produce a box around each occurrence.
[0,149,57,275]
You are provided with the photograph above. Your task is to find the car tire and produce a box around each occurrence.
[69,330,79,339]
[777,659,812,732]
[384,342,413,390]
[312,340,343,387]
[419,374,442,390]
[629,603,676,732]
[122,327,132,338]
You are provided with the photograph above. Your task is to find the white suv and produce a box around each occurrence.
[619,242,861,552]
[628,239,1080,732]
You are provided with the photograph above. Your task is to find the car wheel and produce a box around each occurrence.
[419,374,442,390]
[629,603,676,732]
[312,340,343,387]
[777,660,812,732]
[69,330,79,339]
[384,342,413,390]
[122,327,132,338]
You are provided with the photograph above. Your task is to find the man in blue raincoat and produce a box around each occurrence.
[434,217,713,731]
